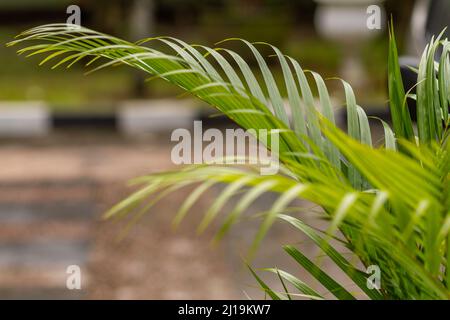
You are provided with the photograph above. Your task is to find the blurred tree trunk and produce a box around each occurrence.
[385,0,415,51]
[129,0,155,98]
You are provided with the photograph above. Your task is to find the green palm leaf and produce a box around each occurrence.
[8,23,450,300]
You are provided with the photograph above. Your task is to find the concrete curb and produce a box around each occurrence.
[0,101,50,137]
[118,99,196,136]
[0,99,199,137]
[0,100,391,137]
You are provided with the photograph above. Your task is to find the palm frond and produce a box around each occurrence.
[8,23,450,300]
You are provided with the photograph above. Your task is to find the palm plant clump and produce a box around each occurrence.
[8,24,450,300]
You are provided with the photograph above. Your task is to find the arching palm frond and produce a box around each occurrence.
[8,24,450,299]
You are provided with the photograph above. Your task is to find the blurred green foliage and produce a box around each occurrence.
[0,0,397,111]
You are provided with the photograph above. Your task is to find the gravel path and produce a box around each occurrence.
[0,134,354,299]
[0,136,241,299]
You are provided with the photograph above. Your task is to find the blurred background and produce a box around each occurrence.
[0,0,438,299]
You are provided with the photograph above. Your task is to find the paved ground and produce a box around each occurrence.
[0,132,361,299]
